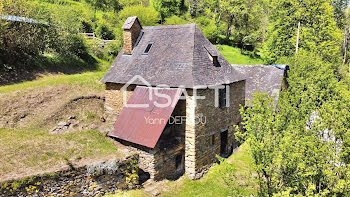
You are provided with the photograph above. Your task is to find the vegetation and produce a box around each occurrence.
[1,0,350,196]
[216,45,263,65]
[0,128,120,180]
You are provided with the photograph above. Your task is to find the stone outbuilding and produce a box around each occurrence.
[101,16,288,180]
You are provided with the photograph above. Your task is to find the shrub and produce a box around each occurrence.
[56,34,92,62]
[118,5,160,26]
[0,0,59,69]
[95,22,115,40]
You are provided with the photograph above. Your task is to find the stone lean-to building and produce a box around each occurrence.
[101,16,289,180]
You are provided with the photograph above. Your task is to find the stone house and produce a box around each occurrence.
[101,16,288,180]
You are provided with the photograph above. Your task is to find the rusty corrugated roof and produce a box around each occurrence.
[108,86,183,148]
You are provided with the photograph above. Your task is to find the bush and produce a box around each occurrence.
[87,39,121,62]
[56,34,92,62]
[118,5,160,26]
[164,15,189,25]
[95,22,115,40]
[195,16,218,43]
[0,0,59,69]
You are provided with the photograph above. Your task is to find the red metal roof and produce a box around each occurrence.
[108,86,183,148]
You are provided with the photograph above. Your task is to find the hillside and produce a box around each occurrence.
[0,70,123,182]
[0,45,260,194]
[2,0,350,195]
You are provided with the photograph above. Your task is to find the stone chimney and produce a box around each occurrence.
[122,16,142,55]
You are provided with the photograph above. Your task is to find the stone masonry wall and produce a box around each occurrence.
[185,80,246,179]
[130,144,184,181]
[0,156,139,196]
[130,100,186,181]
[104,83,134,127]
[123,21,142,54]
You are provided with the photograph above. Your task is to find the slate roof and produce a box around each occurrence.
[122,16,141,29]
[101,23,245,88]
[233,64,286,108]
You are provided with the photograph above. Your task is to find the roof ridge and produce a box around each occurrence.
[143,23,195,29]
[189,24,197,88]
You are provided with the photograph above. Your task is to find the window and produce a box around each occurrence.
[204,46,221,67]
[143,43,153,54]
[219,85,229,109]
[210,134,215,145]
[175,154,183,170]
[213,56,220,67]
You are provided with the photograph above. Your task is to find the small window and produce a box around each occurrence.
[219,85,229,109]
[143,43,153,54]
[210,134,215,145]
[204,46,221,67]
[175,154,183,170]
[213,56,220,67]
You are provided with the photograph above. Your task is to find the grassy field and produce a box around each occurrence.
[0,71,105,93]
[0,63,118,182]
[0,128,120,181]
[216,45,264,65]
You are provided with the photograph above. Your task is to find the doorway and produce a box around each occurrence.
[220,129,228,155]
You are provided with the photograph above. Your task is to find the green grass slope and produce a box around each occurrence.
[216,45,263,65]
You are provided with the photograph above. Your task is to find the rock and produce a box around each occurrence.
[144,185,156,192]
[58,121,70,127]
[151,189,160,196]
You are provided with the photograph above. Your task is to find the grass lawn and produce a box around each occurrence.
[0,71,105,94]
[0,128,121,181]
[216,45,263,65]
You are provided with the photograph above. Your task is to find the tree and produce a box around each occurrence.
[263,0,343,64]
[152,0,181,22]
[118,5,160,26]
[219,0,264,51]
[238,51,350,196]
[0,0,58,69]
[332,0,350,29]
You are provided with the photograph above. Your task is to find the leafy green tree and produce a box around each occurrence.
[188,0,206,17]
[332,0,349,29]
[164,15,189,25]
[0,0,58,69]
[219,0,264,51]
[263,0,343,64]
[238,50,350,196]
[95,22,115,40]
[152,0,182,22]
[118,5,160,26]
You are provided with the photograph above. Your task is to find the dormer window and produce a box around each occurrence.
[205,46,221,67]
[143,42,153,54]
[212,56,220,67]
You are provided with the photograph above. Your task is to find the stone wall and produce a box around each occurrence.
[123,21,142,54]
[185,80,246,179]
[104,83,134,127]
[128,143,184,181]
[119,99,186,181]
[0,156,139,196]
[105,81,245,181]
